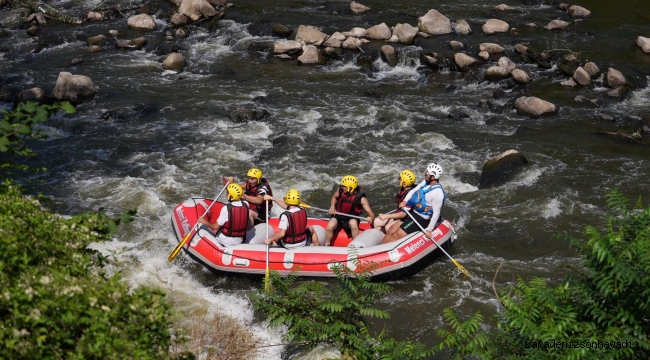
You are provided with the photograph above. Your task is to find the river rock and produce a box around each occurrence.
[560,77,577,87]
[51,72,96,105]
[350,1,371,15]
[86,11,104,21]
[366,23,392,40]
[88,45,103,53]
[418,9,452,35]
[380,45,397,66]
[272,24,292,37]
[584,62,600,77]
[175,28,188,38]
[497,57,515,73]
[295,25,327,46]
[171,13,188,26]
[87,34,106,46]
[568,5,591,17]
[273,40,302,54]
[116,37,147,50]
[34,12,46,25]
[342,37,363,50]
[421,53,442,69]
[606,86,630,99]
[511,69,530,83]
[207,0,226,6]
[178,0,218,21]
[323,37,342,48]
[16,87,48,104]
[297,45,325,65]
[515,96,557,117]
[545,19,569,30]
[514,44,527,53]
[478,51,490,60]
[453,20,472,35]
[605,68,626,88]
[485,66,510,80]
[393,23,418,44]
[572,67,590,86]
[636,36,650,54]
[482,19,509,34]
[345,27,367,38]
[478,150,529,189]
[479,43,504,54]
[495,4,515,11]
[162,52,186,71]
[26,26,39,37]
[127,14,156,30]
[454,53,479,70]
[228,108,270,123]
[449,41,464,50]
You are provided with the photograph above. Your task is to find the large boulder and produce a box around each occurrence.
[342,37,363,50]
[393,23,418,44]
[545,19,569,30]
[514,96,557,117]
[584,62,600,77]
[295,25,327,46]
[323,32,345,48]
[51,72,96,105]
[454,53,479,71]
[380,45,397,66]
[497,57,515,73]
[568,5,591,17]
[453,20,472,35]
[485,66,510,80]
[636,36,650,54]
[16,87,49,104]
[297,45,326,65]
[482,19,509,34]
[366,23,392,40]
[350,1,371,15]
[511,69,530,84]
[478,150,529,189]
[605,68,626,88]
[479,43,504,54]
[273,40,302,54]
[127,14,156,30]
[418,9,452,35]
[178,0,218,22]
[573,66,591,86]
[162,52,186,72]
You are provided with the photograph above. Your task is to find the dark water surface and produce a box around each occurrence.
[2,0,649,358]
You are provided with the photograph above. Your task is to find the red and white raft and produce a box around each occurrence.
[171,198,456,279]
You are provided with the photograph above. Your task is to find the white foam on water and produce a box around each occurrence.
[322,60,361,73]
[541,197,563,219]
[369,58,422,82]
[281,108,322,134]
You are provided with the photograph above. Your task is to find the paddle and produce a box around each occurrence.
[299,202,370,222]
[264,199,271,292]
[403,208,471,279]
[167,181,230,263]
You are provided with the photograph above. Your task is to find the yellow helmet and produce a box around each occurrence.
[247,168,263,181]
[399,170,416,187]
[284,189,301,206]
[341,175,358,192]
[226,183,243,201]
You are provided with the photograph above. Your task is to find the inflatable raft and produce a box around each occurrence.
[171,198,456,279]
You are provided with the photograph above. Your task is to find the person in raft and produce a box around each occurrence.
[380,163,445,244]
[198,183,252,246]
[226,167,273,226]
[263,189,321,248]
[373,169,417,234]
[324,175,375,246]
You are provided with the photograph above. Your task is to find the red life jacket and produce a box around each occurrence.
[395,186,413,212]
[281,208,308,244]
[245,178,273,217]
[335,186,365,216]
[221,203,249,238]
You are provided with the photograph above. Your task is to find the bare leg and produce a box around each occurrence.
[384,219,400,232]
[309,226,319,246]
[373,217,389,233]
[249,209,259,228]
[349,219,359,239]
[381,226,407,244]
[325,217,339,246]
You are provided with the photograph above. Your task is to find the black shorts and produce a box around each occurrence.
[400,211,439,235]
[332,214,360,238]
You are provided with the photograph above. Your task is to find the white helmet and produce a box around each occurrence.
[426,163,443,179]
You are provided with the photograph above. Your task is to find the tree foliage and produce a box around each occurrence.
[436,190,650,359]
[0,101,75,177]
[251,257,434,359]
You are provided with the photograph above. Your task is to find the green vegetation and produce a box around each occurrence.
[252,259,435,360]
[0,102,191,359]
[435,190,650,359]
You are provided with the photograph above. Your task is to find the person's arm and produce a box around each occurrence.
[199,207,226,232]
[265,213,288,245]
[264,194,288,209]
[360,197,375,225]
[400,180,426,208]
[328,189,339,214]
[378,211,407,221]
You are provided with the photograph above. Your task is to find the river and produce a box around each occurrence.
[2,0,649,358]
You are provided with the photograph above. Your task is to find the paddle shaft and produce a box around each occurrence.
[264,199,271,291]
[302,203,369,221]
[403,207,470,278]
[168,182,230,262]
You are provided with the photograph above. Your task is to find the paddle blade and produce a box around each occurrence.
[167,232,191,262]
[264,269,271,292]
[299,202,311,209]
[452,259,471,279]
